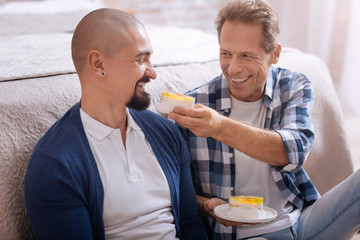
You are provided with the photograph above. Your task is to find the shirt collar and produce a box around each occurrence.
[263,66,277,108]
[264,66,276,101]
[126,108,141,131]
[80,108,141,141]
[217,74,232,111]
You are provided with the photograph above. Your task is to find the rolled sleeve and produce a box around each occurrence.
[273,72,314,173]
[276,128,314,172]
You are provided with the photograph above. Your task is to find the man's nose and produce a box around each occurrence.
[145,63,157,80]
[228,57,245,76]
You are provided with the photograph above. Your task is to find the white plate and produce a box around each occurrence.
[214,204,277,223]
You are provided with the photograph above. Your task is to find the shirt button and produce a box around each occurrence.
[113,131,119,136]
[230,187,234,191]
[229,153,233,158]
[224,108,229,113]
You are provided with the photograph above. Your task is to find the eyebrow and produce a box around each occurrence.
[220,48,257,56]
[135,50,152,58]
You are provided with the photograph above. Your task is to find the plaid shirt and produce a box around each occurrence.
[178,66,320,240]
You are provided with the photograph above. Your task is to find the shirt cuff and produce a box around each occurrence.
[275,129,304,173]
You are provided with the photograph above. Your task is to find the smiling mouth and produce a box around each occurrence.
[136,77,150,88]
[137,82,146,87]
[231,75,251,83]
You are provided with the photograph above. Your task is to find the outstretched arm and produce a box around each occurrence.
[169,104,289,167]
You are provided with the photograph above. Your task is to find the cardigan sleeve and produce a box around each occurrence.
[177,130,208,240]
[25,151,94,240]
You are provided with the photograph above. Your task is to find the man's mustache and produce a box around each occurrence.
[137,76,150,85]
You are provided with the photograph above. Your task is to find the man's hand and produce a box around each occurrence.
[198,196,248,227]
[168,104,224,138]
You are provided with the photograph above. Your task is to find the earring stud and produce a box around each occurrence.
[101,72,106,77]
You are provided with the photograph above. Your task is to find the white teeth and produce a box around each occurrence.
[231,76,250,83]
[138,82,145,87]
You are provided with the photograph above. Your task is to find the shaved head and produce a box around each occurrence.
[71,8,144,74]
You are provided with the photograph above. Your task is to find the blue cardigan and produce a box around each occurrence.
[25,102,207,240]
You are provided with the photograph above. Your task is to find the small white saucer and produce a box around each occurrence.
[214,204,277,223]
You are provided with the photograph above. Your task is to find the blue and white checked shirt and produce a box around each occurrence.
[178,66,320,240]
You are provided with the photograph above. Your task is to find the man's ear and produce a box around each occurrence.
[272,44,282,64]
[88,50,105,77]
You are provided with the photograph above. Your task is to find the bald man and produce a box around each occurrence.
[24,8,207,240]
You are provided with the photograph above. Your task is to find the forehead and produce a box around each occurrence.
[220,21,264,51]
[115,26,153,57]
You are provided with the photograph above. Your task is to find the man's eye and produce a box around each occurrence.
[137,59,145,64]
[240,54,256,61]
[221,52,231,56]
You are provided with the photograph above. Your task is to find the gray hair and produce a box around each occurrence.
[215,0,280,53]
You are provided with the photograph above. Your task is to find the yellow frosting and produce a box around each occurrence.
[229,195,263,205]
[161,92,194,101]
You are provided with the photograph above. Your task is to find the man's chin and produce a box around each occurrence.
[126,93,150,111]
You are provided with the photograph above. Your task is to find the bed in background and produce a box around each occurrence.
[0,2,354,239]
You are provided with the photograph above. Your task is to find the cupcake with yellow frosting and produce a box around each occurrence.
[155,92,195,114]
[228,195,265,219]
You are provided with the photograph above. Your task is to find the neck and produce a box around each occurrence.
[81,96,128,132]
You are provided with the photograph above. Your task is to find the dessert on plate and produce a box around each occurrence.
[227,195,265,219]
[155,92,195,114]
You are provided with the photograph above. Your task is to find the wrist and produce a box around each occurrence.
[198,197,211,216]
[202,200,211,216]
[212,115,227,140]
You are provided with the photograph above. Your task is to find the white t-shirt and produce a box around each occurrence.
[229,96,300,239]
[80,108,178,240]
